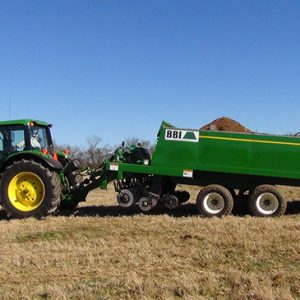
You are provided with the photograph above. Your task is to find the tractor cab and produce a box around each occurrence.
[0,119,54,161]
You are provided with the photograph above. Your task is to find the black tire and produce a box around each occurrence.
[0,159,61,218]
[248,185,286,217]
[196,184,234,217]
[66,171,82,188]
[164,194,179,209]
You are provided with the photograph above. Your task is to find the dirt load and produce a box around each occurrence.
[201,117,252,133]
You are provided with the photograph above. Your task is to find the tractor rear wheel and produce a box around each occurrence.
[196,184,234,217]
[0,159,61,218]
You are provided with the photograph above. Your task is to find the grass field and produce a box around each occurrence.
[0,185,300,299]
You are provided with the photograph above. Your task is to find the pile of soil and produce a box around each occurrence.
[201,117,252,133]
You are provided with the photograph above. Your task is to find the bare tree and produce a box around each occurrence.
[84,136,109,168]
[54,136,112,169]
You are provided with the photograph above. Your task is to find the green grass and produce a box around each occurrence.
[15,230,67,243]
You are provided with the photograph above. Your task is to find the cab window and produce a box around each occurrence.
[11,127,25,151]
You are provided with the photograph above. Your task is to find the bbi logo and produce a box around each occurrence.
[165,129,198,142]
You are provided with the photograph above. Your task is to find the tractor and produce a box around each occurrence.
[0,119,81,218]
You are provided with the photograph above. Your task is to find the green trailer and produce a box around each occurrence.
[67,121,300,218]
[1,119,300,218]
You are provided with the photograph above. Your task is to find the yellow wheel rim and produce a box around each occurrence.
[8,172,45,212]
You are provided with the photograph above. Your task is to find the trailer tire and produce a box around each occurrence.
[138,195,157,212]
[164,194,179,209]
[196,184,233,217]
[117,189,136,208]
[0,159,61,218]
[248,185,286,217]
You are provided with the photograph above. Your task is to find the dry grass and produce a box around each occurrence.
[0,185,300,299]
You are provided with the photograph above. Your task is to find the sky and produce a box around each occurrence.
[0,0,300,147]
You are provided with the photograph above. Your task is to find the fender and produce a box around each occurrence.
[1,152,63,172]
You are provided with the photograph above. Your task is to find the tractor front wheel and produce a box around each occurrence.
[0,159,61,218]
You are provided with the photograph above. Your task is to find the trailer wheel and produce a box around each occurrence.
[196,185,233,217]
[117,189,136,208]
[138,196,157,212]
[0,159,61,218]
[248,185,286,217]
[164,194,179,209]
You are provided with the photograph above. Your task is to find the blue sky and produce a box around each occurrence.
[0,0,300,146]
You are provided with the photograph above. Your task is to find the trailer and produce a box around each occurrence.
[65,121,300,218]
[1,119,300,218]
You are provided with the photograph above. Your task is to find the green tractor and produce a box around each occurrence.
[0,119,82,218]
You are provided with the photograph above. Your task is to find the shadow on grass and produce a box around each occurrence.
[57,199,300,218]
[0,200,299,220]
[286,200,300,215]
[58,203,199,218]
[0,210,8,220]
